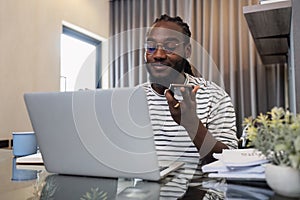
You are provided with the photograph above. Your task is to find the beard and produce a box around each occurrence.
[146,58,187,88]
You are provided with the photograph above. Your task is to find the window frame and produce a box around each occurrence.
[62,25,102,88]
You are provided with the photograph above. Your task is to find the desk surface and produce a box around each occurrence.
[0,149,294,200]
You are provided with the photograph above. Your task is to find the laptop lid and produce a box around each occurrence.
[24,87,182,181]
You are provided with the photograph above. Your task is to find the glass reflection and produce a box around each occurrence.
[11,158,37,181]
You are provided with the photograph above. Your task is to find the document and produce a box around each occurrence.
[219,148,269,167]
[201,149,269,181]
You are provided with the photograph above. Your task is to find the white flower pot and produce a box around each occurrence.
[265,164,300,198]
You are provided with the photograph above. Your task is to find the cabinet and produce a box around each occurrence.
[243,0,300,113]
[243,0,291,65]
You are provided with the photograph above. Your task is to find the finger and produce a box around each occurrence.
[180,86,191,102]
[164,89,178,107]
[192,85,200,93]
[190,85,200,101]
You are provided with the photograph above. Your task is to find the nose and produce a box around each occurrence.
[152,47,167,60]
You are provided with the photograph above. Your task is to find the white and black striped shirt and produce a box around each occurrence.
[141,73,238,182]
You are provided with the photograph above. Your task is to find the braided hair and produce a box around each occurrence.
[153,14,194,76]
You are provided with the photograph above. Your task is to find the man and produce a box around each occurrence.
[142,14,238,180]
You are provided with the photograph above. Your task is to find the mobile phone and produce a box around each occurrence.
[169,84,193,101]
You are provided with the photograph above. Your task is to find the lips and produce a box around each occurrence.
[150,63,170,71]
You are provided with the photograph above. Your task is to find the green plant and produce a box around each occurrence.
[243,107,300,170]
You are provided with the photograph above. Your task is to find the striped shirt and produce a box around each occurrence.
[141,73,238,183]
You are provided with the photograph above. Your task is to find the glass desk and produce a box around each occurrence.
[0,149,297,200]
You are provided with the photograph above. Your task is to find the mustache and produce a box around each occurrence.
[146,62,170,67]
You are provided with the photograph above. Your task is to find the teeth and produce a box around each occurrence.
[154,65,167,68]
[153,63,167,66]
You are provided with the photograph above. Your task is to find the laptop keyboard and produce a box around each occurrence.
[159,166,168,172]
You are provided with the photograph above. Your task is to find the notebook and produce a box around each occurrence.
[24,87,184,181]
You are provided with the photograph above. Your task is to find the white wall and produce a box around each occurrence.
[0,0,110,139]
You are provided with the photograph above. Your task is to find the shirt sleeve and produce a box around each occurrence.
[198,82,239,149]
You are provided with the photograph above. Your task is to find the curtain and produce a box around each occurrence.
[109,0,287,136]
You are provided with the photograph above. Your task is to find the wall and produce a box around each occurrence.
[0,0,109,139]
[289,0,300,113]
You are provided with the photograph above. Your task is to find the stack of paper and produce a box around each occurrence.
[15,152,45,171]
[202,149,269,181]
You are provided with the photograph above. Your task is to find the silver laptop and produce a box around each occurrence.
[24,87,183,181]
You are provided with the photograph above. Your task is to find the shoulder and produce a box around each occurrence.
[139,82,151,91]
[186,74,228,96]
[186,73,207,86]
[138,82,156,98]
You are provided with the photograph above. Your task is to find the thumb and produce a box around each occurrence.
[164,89,178,105]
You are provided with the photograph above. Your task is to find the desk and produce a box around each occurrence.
[0,149,295,200]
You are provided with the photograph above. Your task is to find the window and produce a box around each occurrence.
[60,25,102,91]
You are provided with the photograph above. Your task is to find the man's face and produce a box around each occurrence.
[144,21,191,86]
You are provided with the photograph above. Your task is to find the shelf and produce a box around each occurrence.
[243,0,292,65]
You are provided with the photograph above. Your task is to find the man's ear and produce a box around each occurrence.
[185,43,191,59]
[144,51,148,63]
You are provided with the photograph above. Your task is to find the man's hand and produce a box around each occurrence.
[165,85,229,161]
[165,85,200,132]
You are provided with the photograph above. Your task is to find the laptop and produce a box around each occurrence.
[24,86,184,181]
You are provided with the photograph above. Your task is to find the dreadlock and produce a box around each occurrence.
[154,14,191,44]
[153,14,194,76]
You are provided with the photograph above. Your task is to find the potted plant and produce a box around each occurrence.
[243,107,300,197]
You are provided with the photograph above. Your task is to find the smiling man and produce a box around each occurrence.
[142,14,238,180]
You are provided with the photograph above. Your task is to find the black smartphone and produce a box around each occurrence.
[169,84,193,101]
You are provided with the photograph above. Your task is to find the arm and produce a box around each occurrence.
[165,86,236,164]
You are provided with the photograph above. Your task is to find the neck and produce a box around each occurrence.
[151,83,167,95]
